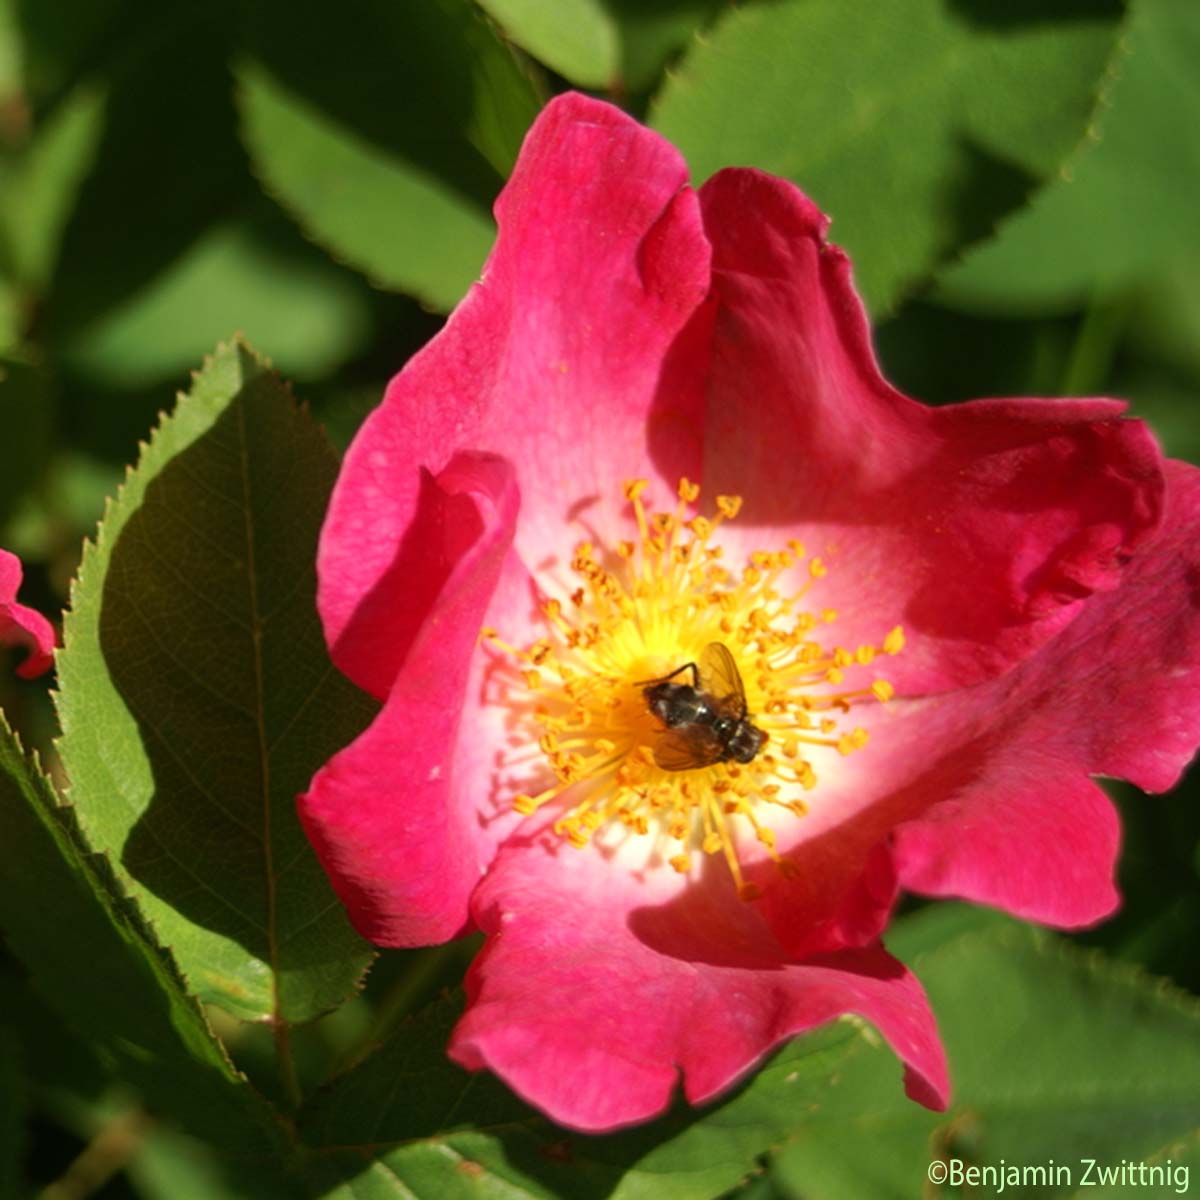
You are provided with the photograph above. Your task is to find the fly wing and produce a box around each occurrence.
[700,642,747,713]
[653,726,726,772]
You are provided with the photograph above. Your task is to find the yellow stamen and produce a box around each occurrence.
[484,480,902,900]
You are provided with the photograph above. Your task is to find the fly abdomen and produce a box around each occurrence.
[726,722,768,764]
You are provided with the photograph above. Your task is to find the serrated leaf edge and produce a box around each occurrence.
[927,6,1137,289]
[648,1,1134,312]
[52,335,376,1029]
[54,336,283,1020]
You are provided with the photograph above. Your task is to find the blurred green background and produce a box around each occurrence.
[1,0,1197,1196]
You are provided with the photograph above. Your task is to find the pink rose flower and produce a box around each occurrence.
[1,548,55,680]
[299,94,1200,1132]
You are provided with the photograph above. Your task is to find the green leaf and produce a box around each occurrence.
[0,81,104,296]
[297,994,876,1199]
[44,10,254,341]
[473,0,722,92]
[128,1125,282,1200]
[651,0,1123,313]
[0,714,285,1155]
[605,0,727,95]
[0,4,106,348]
[236,0,541,312]
[55,338,376,1023]
[0,0,19,101]
[1125,256,1200,386]
[61,208,374,389]
[0,286,15,354]
[938,0,1200,314]
[476,0,620,89]
[771,914,1200,1199]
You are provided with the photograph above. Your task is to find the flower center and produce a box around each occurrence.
[483,478,903,900]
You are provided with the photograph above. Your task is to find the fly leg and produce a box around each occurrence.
[633,661,700,688]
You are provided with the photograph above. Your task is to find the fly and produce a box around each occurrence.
[639,642,768,771]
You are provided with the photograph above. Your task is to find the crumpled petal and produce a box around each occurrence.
[0,549,55,679]
[696,168,1164,695]
[298,453,519,946]
[449,835,947,1132]
[887,457,1200,917]
[754,460,1200,955]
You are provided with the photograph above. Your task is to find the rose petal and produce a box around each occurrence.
[890,767,1120,926]
[887,458,1200,912]
[697,168,1164,694]
[448,835,947,1132]
[297,453,519,946]
[0,548,55,680]
[754,459,1200,952]
[319,93,711,700]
